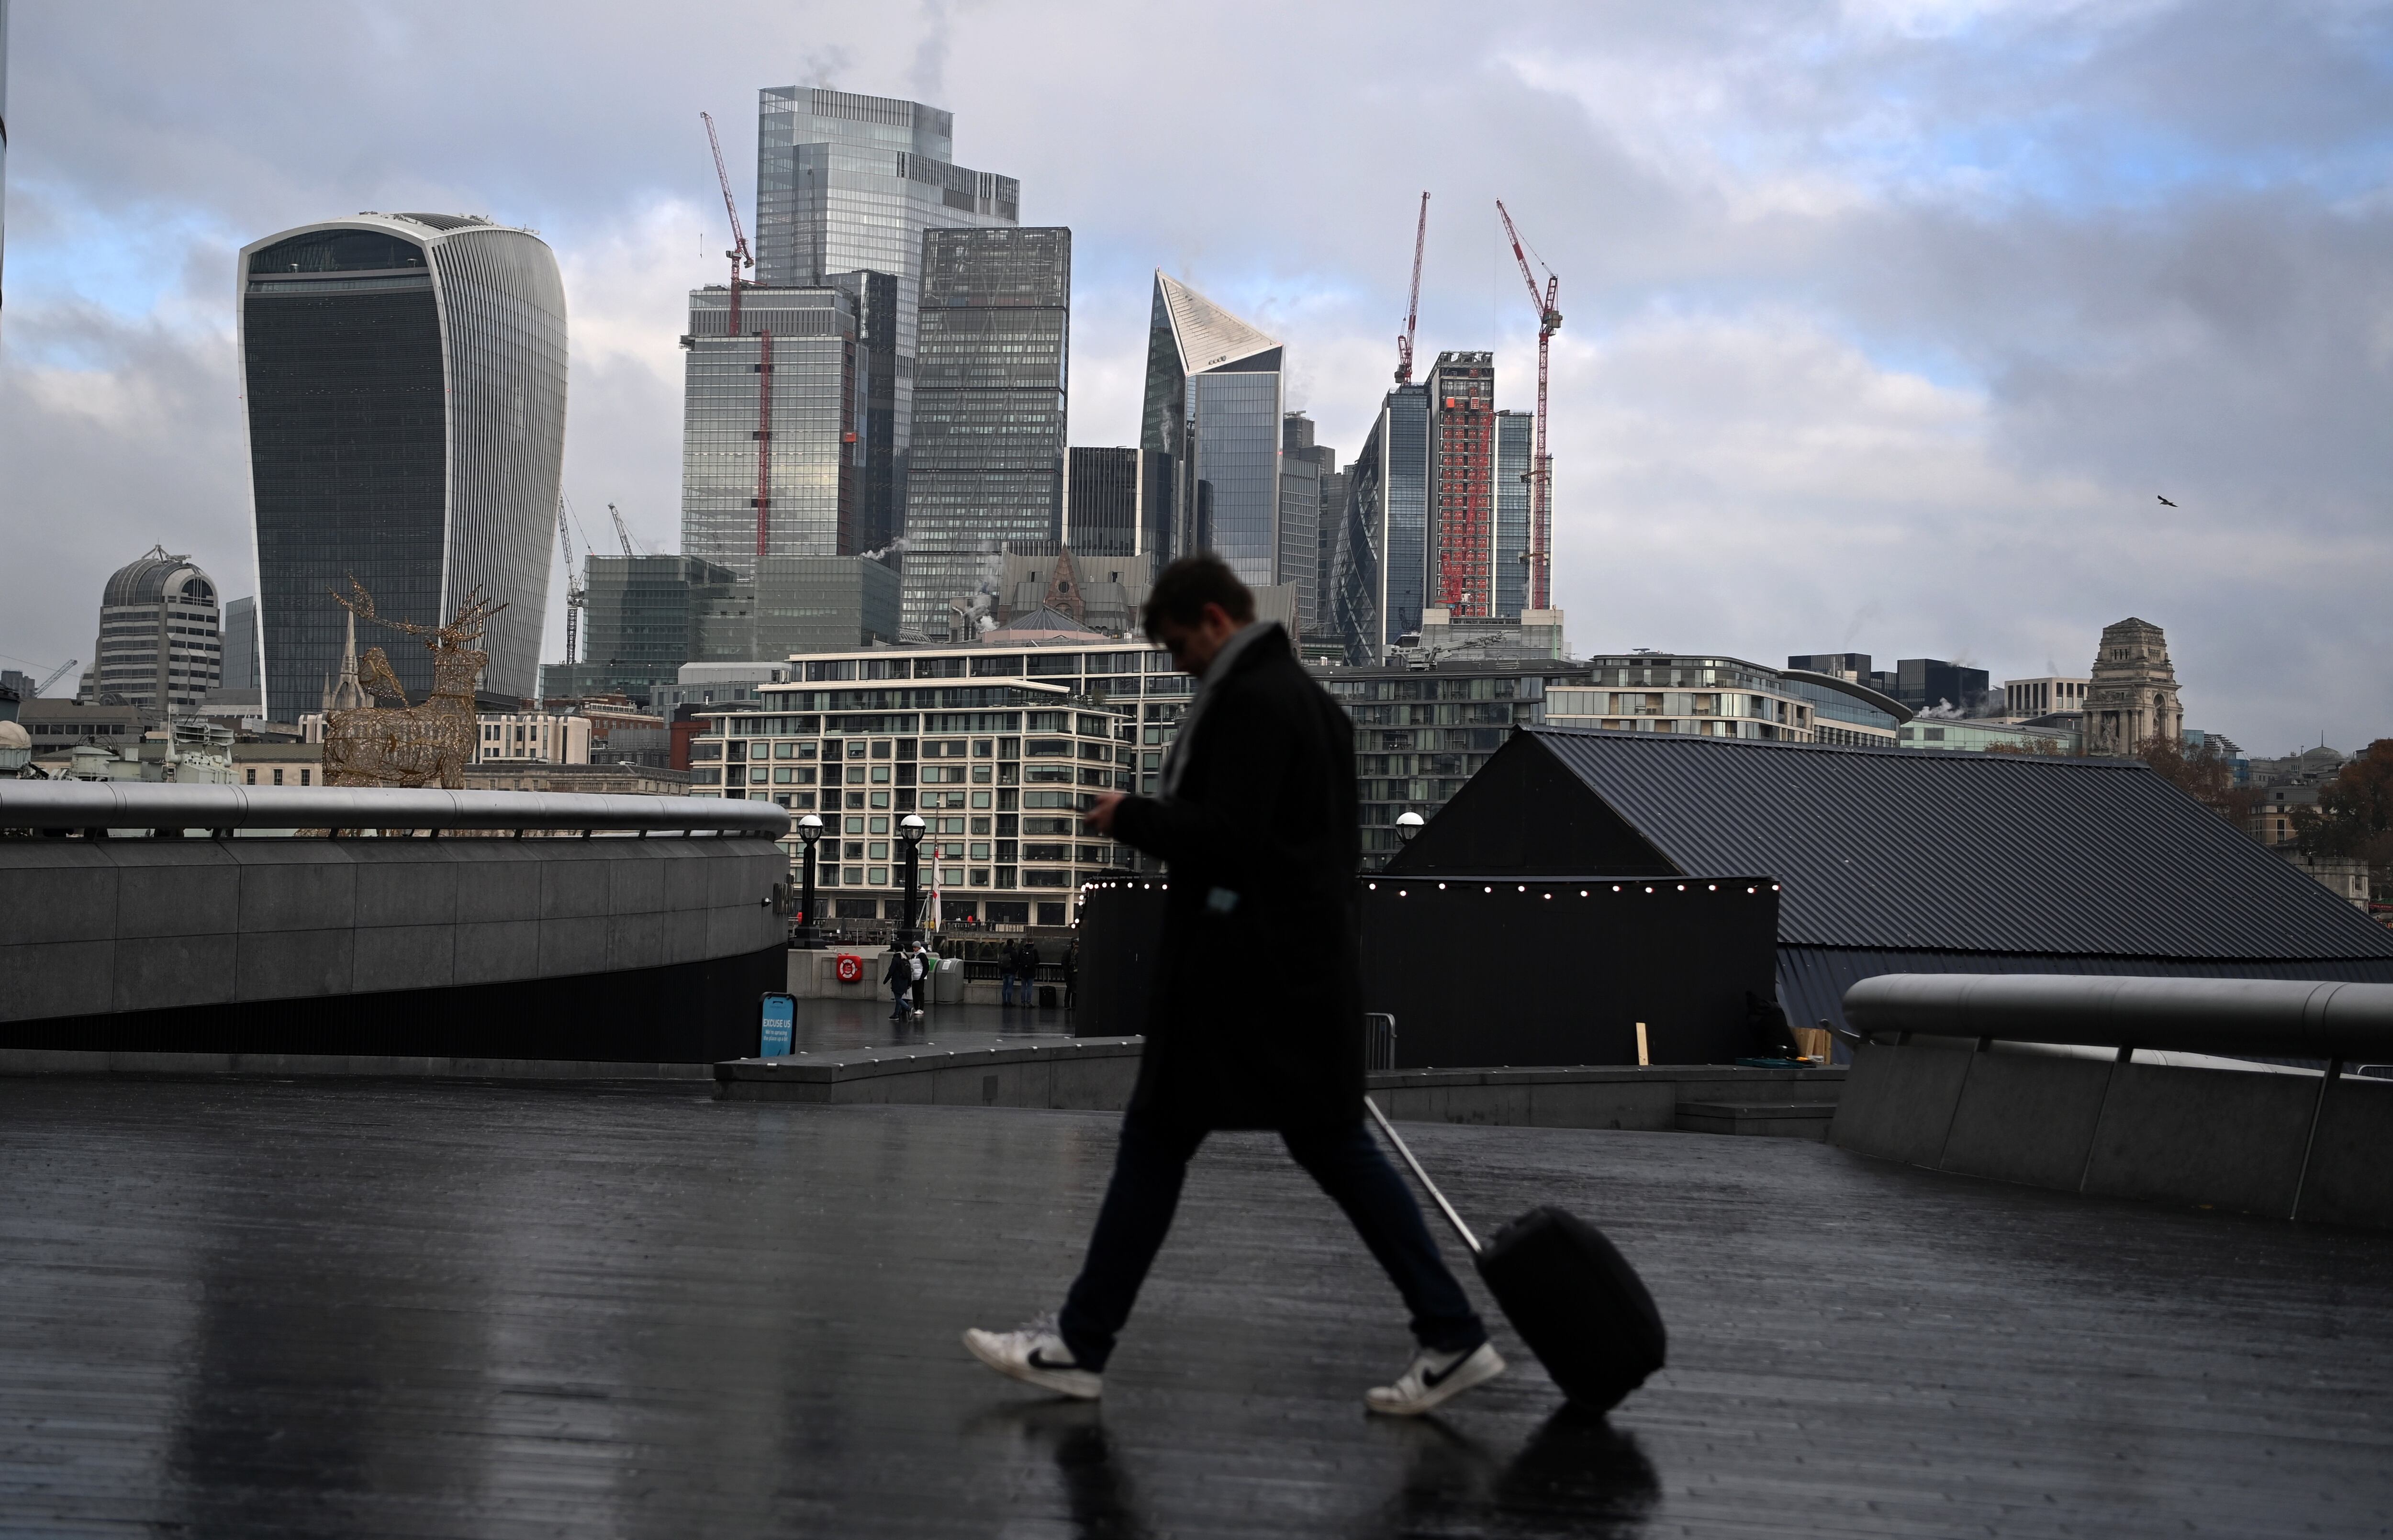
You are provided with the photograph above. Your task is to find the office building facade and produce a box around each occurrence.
[74,546,222,717]
[1425,352,1498,617]
[1063,447,1173,570]
[1495,412,1532,619]
[540,554,740,704]
[679,284,860,580]
[238,214,566,720]
[755,88,1021,550]
[1331,382,1430,662]
[900,227,1071,637]
[1141,274,1285,591]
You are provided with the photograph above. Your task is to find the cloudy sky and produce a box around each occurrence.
[2,0,2388,753]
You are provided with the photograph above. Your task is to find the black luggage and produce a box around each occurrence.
[1366,1099,1666,1413]
[1039,984,1058,1009]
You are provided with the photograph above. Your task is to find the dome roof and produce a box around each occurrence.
[102,546,213,609]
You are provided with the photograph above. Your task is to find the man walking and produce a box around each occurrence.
[963,556,1503,1417]
[883,944,914,1022]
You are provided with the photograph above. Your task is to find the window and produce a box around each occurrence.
[1024,870,1070,888]
[300,769,311,785]
[845,817,865,834]
[1026,738,1072,757]
[868,841,889,859]
[273,768,285,785]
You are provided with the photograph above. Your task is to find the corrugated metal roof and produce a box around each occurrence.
[1778,946,2393,1038]
[1524,728,2393,961]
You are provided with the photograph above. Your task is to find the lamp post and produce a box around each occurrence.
[898,813,927,945]
[794,813,824,948]
[1396,810,1425,844]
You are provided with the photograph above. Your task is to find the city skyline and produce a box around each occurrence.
[2,2,2389,752]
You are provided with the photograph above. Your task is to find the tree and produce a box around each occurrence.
[2294,739,2393,868]
[2136,736,2261,825]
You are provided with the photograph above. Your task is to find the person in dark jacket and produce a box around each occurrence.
[964,556,1500,1417]
[883,945,914,1021]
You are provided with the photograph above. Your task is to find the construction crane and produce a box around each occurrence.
[701,110,774,562]
[556,496,586,665]
[700,111,755,334]
[36,658,78,696]
[607,502,639,557]
[1496,200,1561,611]
[1395,191,1430,385]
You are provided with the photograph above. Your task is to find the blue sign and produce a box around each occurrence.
[760,993,795,1058]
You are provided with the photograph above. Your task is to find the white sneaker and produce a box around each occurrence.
[1364,1341,1507,1416]
[962,1316,1103,1401]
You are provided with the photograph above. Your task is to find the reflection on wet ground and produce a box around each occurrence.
[1,1080,2389,1535]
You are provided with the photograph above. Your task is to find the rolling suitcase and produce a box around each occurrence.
[1366,1098,1666,1413]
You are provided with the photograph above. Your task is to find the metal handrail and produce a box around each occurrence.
[0,782,790,837]
[1843,974,2393,1060]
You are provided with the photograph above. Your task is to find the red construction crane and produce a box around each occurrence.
[1495,200,1561,611]
[700,111,754,333]
[702,111,773,563]
[1395,191,1430,385]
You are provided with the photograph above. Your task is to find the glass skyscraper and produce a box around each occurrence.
[1495,411,1533,619]
[754,88,1020,552]
[1139,274,1286,593]
[900,227,1070,638]
[238,214,566,720]
[1064,447,1172,566]
[679,284,860,580]
[1331,382,1430,662]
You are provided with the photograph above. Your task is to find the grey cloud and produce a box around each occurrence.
[2,0,2387,748]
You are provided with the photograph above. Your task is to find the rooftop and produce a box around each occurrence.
[6,1078,2387,1534]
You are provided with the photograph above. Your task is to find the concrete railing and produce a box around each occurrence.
[0,781,790,837]
[1844,973,2393,1061]
[1831,973,2393,1229]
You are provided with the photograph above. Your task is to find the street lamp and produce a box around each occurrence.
[794,813,824,949]
[1396,810,1425,844]
[897,813,927,944]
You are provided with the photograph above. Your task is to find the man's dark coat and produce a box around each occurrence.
[1110,624,1364,1131]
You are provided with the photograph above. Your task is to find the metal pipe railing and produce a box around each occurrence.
[1843,973,2393,1061]
[0,782,791,837]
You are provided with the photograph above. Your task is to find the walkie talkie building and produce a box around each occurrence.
[237,214,567,720]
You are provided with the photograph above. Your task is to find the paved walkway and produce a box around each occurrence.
[2,1078,2389,1536]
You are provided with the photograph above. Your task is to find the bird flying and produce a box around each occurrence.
[2157,495,2178,507]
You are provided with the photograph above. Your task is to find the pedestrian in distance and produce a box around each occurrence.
[964,555,1504,1417]
[1003,938,1029,1008]
[910,942,929,1018]
[1062,937,1079,1011]
[883,945,914,1022]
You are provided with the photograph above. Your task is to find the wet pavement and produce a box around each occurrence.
[2,1078,2390,1537]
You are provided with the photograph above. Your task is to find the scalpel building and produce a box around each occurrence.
[237,214,567,719]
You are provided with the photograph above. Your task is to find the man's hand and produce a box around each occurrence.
[1084,791,1126,836]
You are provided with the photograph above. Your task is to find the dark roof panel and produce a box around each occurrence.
[1517,729,2393,961]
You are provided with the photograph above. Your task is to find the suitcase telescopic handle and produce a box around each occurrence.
[1364,1097,1482,1256]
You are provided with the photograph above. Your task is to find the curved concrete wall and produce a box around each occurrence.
[1830,1036,2393,1230]
[0,837,787,1066]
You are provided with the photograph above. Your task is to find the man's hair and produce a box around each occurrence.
[1142,555,1255,640]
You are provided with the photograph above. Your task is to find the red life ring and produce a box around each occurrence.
[834,953,864,983]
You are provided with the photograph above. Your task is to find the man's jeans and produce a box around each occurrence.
[1002,973,1022,1006]
[890,981,913,1017]
[1056,1109,1487,1373]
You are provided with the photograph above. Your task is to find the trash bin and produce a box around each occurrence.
[933,956,965,1004]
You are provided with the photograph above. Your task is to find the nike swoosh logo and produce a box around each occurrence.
[1027,1349,1078,1372]
[1422,1353,1472,1388]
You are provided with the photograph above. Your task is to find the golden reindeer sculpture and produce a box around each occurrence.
[322,580,508,789]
